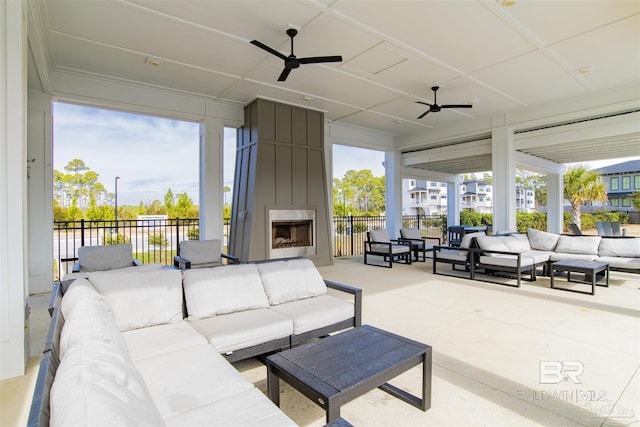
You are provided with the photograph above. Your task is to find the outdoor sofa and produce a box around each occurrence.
[29,258,362,426]
[434,228,640,287]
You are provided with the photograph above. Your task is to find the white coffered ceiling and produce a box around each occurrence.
[27,0,640,173]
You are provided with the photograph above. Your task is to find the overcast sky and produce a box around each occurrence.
[53,103,385,206]
[53,103,634,206]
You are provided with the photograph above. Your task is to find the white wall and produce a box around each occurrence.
[1,0,29,379]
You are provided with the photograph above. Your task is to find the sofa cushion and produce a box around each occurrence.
[550,252,597,262]
[59,297,128,360]
[133,344,253,420]
[597,256,640,270]
[257,258,327,305]
[527,228,560,251]
[476,235,510,255]
[60,278,105,319]
[555,235,601,255]
[122,321,208,362]
[435,249,467,262]
[188,309,292,355]
[478,255,535,267]
[50,337,164,426]
[89,268,183,332]
[598,238,640,258]
[179,239,223,267]
[165,387,297,427]
[182,264,269,319]
[457,231,485,256]
[270,294,354,335]
[522,250,552,264]
[77,243,134,272]
[504,233,532,253]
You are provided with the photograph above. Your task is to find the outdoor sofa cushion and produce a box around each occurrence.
[597,256,640,270]
[182,264,269,319]
[188,309,292,355]
[77,243,135,272]
[89,268,183,332]
[598,238,640,258]
[527,228,560,251]
[257,258,327,305]
[269,294,355,334]
[555,235,601,255]
[165,387,296,427]
[122,321,209,362]
[457,231,485,256]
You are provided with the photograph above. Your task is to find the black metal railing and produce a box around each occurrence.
[53,214,443,279]
[333,214,444,257]
[53,218,229,280]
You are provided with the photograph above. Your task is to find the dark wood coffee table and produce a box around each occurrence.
[550,260,609,295]
[266,325,432,424]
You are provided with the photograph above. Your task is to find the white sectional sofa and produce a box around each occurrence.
[29,258,362,426]
[434,228,640,286]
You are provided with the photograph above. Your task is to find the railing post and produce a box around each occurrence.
[80,219,85,247]
[349,215,354,256]
[175,218,181,256]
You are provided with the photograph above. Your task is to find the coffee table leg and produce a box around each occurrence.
[423,349,432,411]
[326,402,341,424]
[267,366,280,406]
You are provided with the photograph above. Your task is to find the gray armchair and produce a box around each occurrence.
[72,243,140,273]
[399,227,441,262]
[173,239,239,269]
[364,228,412,268]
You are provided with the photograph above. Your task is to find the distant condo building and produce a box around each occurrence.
[403,178,536,215]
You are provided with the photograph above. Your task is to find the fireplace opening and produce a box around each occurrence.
[272,220,312,249]
[268,209,317,258]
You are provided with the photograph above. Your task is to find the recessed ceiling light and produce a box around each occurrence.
[145,57,163,67]
[577,66,592,74]
[301,96,313,101]
[500,0,517,6]
[467,98,479,105]
[394,119,403,124]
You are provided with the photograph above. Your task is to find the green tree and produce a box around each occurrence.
[334,169,385,215]
[563,165,607,229]
[164,188,175,215]
[629,192,640,209]
[223,185,231,205]
[174,192,198,218]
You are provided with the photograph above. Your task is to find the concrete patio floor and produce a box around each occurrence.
[2,256,639,427]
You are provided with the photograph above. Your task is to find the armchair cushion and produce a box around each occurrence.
[368,228,390,243]
[457,231,485,256]
[182,264,269,319]
[89,268,183,332]
[77,244,134,272]
[257,258,327,305]
[400,227,422,240]
[179,239,223,267]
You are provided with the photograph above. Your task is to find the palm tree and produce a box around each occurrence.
[563,165,607,229]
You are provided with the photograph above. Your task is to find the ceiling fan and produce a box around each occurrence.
[250,28,342,82]
[416,86,473,119]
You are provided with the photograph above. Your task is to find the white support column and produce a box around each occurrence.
[1,0,28,379]
[492,126,517,233]
[546,172,564,233]
[199,117,224,241]
[27,91,53,294]
[384,150,403,239]
[446,178,462,228]
[324,123,335,255]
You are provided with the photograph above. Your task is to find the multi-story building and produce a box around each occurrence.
[596,160,640,211]
[404,179,535,215]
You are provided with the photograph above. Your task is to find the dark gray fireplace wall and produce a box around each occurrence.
[229,99,332,266]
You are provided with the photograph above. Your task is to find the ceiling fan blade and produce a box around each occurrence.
[417,110,430,119]
[250,40,288,61]
[441,104,473,109]
[277,67,292,82]
[298,55,343,64]
[415,101,433,107]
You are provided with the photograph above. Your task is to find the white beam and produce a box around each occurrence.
[402,139,491,167]
[515,151,564,174]
[403,166,462,183]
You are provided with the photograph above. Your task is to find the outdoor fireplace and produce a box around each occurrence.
[268,209,316,259]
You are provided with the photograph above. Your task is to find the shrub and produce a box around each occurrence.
[148,232,169,248]
[187,227,199,240]
[103,233,130,245]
